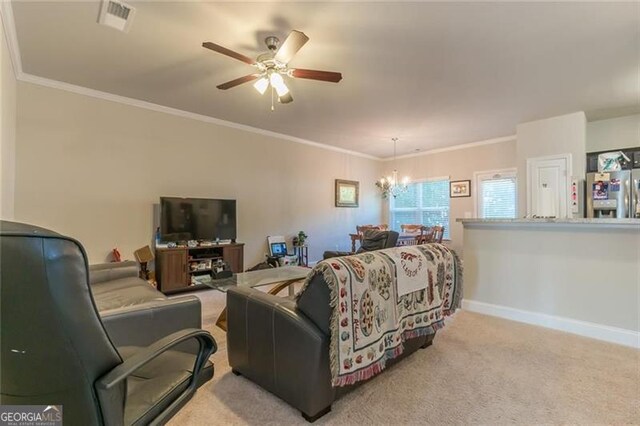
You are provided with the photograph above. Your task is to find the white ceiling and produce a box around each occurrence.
[8,1,640,158]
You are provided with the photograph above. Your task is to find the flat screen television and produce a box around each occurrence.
[160,197,237,242]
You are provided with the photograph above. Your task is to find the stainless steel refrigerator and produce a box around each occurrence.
[585,148,640,219]
[586,170,632,218]
[632,168,640,218]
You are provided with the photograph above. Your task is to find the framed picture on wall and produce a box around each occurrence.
[450,180,471,198]
[335,179,359,207]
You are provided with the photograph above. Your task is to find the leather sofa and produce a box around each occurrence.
[89,261,203,352]
[323,229,399,259]
[226,264,434,422]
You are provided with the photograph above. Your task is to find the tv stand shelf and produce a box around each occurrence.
[189,269,213,274]
[156,243,244,294]
[189,255,222,261]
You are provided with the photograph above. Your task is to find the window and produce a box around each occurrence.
[390,178,450,239]
[475,169,517,219]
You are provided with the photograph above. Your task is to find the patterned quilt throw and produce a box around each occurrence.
[298,244,462,387]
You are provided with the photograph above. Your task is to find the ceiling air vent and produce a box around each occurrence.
[98,0,136,33]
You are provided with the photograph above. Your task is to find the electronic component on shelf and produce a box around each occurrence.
[211,259,232,279]
[212,270,232,279]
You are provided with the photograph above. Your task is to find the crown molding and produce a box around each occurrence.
[381,135,517,161]
[19,72,382,160]
[15,72,518,163]
[0,0,22,77]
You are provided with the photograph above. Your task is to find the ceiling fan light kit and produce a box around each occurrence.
[269,73,289,97]
[253,77,269,95]
[202,30,342,110]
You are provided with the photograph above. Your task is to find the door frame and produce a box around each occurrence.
[526,153,572,218]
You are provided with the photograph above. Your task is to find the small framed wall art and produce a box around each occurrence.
[335,179,359,207]
[450,180,471,198]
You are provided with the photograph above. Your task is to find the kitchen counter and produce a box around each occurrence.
[458,218,640,228]
[459,217,639,348]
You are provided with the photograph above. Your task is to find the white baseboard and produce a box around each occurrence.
[462,299,640,349]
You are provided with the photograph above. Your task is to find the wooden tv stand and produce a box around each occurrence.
[155,243,244,294]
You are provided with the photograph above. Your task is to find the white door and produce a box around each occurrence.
[527,154,572,218]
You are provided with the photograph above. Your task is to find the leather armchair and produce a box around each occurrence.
[323,229,399,259]
[0,221,216,425]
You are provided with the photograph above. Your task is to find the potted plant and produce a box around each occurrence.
[296,231,308,246]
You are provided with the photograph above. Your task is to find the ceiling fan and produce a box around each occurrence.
[202,30,342,108]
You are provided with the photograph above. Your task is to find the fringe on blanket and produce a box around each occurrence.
[445,246,464,315]
[295,262,342,385]
[332,345,403,387]
[333,322,447,387]
[295,244,463,387]
[402,321,445,340]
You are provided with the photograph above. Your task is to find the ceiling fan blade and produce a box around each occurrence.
[274,30,309,64]
[202,42,255,65]
[278,93,293,104]
[291,68,342,83]
[216,74,260,90]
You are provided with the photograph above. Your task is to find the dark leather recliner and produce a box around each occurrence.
[323,229,399,259]
[0,221,217,425]
[226,267,434,422]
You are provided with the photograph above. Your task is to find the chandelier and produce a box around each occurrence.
[376,138,410,198]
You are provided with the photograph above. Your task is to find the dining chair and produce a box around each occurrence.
[417,226,445,244]
[400,224,423,234]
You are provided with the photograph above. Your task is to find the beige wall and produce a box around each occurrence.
[14,82,382,265]
[516,112,586,216]
[13,81,607,266]
[1,16,17,220]
[587,114,640,152]
[380,140,517,255]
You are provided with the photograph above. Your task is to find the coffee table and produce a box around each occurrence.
[202,266,311,331]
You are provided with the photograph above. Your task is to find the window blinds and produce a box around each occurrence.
[390,179,450,238]
[480,177,517,218]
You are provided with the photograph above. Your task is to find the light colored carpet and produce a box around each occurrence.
[170,289,640,425]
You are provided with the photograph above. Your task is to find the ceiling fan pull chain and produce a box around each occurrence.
[271,85,275,112]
